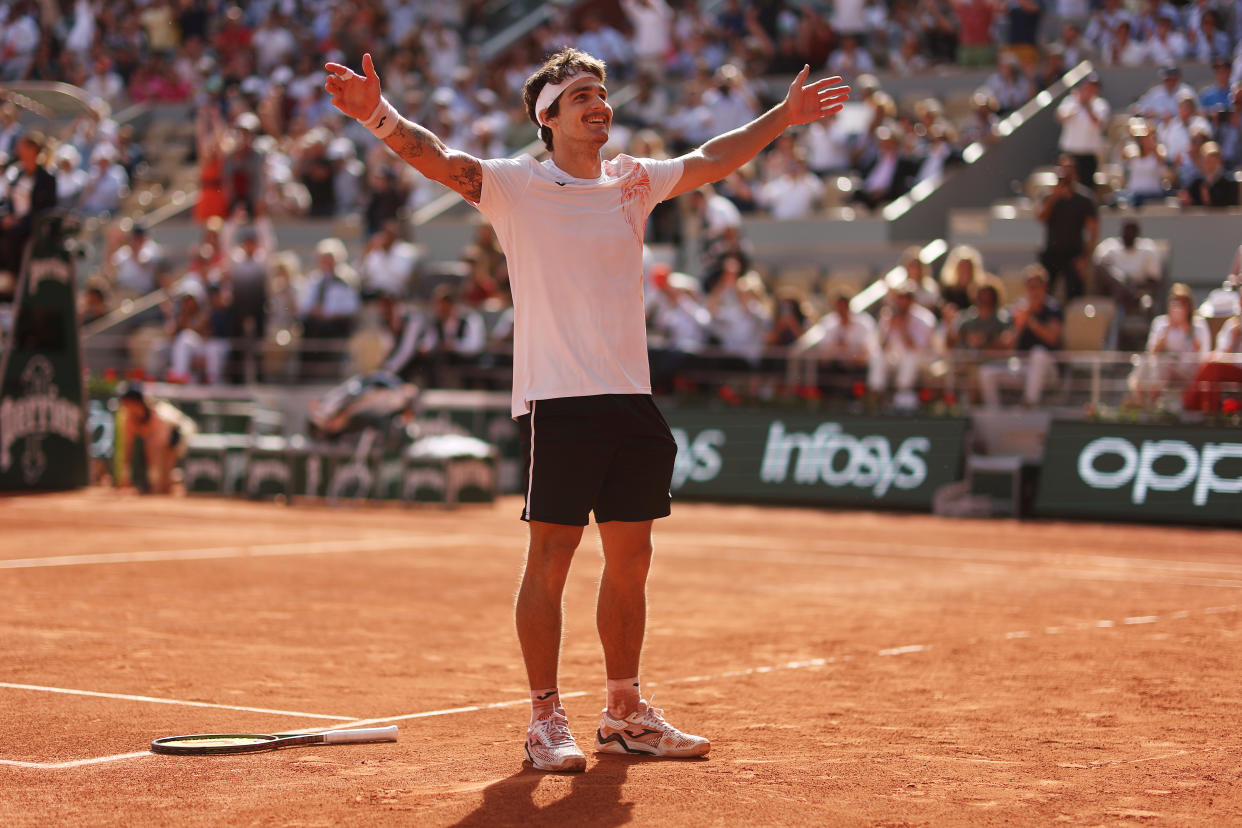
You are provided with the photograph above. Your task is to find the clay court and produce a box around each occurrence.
[2,491,1240,826]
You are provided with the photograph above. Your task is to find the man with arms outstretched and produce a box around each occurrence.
[325,48,849,772]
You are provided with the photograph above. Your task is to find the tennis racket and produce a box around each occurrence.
[151,725,398,755]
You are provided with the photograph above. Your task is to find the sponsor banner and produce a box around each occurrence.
[664,409,968,509]
[0,214,88,490]
[1035,420,1242,525]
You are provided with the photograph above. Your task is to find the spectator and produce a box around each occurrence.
[1158,93,1212,179]
[78,145,129,216]
[1117,125,1173,208]
[0,131,56,291]
[828,34,876,77]
[1102,20,1148,68]
[298,238,360,378]
[979,264,1062,408]
[703,64,760,136]
[168,291,209,383]
[1037,157,1097,301]
[648,265,712,392]
[1001,0,1043,68]
[954,0,996,68]
[758,152,825,219]
[868,281,939,410]
[194,107,229,225]
[1199,59,1234,111]
[939,244,986,312]
[987,54,1034,116]
[1058,23,1098,67]
[0,103,20,158]
[620,0,674,77]
[852,126,917,210]
[423,284,487,388]
[1093,220,1164,323]
[1188,9,1232,63]
[704,255,770,370]
[360,220,420,300]
[1146,13,1190,66]
[947,280,1010,404]
[1183,307,1242,413]
[1128,282,1211,408]
[0,1,40,82]
[1057,73,1109,190]
[220,207,275,381]
[110,225,164,297]
[764,291,811,349]
[223,112,264,214]
[1134,66,1196,122]
[914,123,959,185]
[793,292,876,391]
[1179,142,1239,207]
[801,108,853,177]
[960,91,1001,147]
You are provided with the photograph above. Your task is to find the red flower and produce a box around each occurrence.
[943,391,957,407]
[799,385,822,401]
[851,380,866,398]
[1223,398,1240,414]
[718,385,742,405]
[918,387,935,403]
[103,368,118,382]
[127,367,145,380]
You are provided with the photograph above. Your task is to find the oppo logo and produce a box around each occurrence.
[760,421,929,496]
[1076,437,1242,506]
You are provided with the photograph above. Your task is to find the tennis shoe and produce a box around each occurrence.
[595,701,710,757]
[524,709,586,772]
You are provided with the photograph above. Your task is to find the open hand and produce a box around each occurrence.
[324,52,382,121]
[783,66,851,127]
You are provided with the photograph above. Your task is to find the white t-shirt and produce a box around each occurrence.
[474,153,684,417]
[1058,95,1110,154]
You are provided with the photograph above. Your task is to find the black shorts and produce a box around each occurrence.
[517,394,677,526]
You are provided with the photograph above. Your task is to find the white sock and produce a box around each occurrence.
[606,676,641,718]
[530,687,560,723]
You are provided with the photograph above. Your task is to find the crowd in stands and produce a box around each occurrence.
[2,0,1241,414]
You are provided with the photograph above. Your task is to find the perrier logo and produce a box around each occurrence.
[0,355,84,484]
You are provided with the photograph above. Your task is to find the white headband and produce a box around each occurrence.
[535,70,594,129]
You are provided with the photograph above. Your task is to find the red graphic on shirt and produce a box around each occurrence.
[606,156,652,241]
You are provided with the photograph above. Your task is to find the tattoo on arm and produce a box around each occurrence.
[385,119,482,202]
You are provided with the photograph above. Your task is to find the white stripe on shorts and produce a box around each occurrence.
[524,400,536,520]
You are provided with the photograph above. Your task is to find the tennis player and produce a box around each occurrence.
[326,48,849,772]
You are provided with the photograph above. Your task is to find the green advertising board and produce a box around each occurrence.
[1035,420,1242,525]
[0,214,88,491]
[663,409,968,509]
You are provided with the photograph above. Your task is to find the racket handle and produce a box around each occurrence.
[323,725,399,744]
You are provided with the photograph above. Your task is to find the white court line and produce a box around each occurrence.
[4,604,1238,770]
[0,534,495,570]
[0,682,355,721]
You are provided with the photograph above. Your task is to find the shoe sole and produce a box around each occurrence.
[524,741,586,772]
[595,730,710,758]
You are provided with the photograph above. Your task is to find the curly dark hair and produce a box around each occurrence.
[521,47,607,152]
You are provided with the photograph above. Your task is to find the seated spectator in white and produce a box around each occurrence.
[801,108,854,176]
[360,220,420,300]
[77,145,128,216]
[626,74,671,129]
[1134,66,1196,122]
[666,87,716,151]
[1199,59,1235,111]
[648,265,712,391]
[828,34,875,76]
[960,91,1001,147]
[704,256,771,369]
[1102,20,1149,67]
[1178,142,1240,207]
[1188,9,1232,63]
[378,295,428,381]
[939,245,987,312]
[703,64,759,136]
[621,0,674,76]
[1085,0,1130,50]
[868,281,939,410]
[986,54,1034,115]
[1173,128,1214,190]
[979,265,1063,409]
[689,186,743,249]
[1094,220,1164,299]
[1146,13,1190,66]
[168,291,209,383]
[1183,305,1242,412]
[1158,93,1213,177]
[794,292,877,379]
[53,144,87,207]
[1058,73,1107,189]
[111,225,164,297]
[1128,283,1211,408]
[1118,126,1172,207]
[758,153,825,220]
[1059,23,1099,66]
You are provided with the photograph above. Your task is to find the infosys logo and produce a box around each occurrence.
[761,421,929,496]
[1076,437,1242,506]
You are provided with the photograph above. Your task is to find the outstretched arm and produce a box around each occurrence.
[668,66,850,199]
[325,53,482,202]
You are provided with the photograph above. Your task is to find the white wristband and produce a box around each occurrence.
[362,97,399,140]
